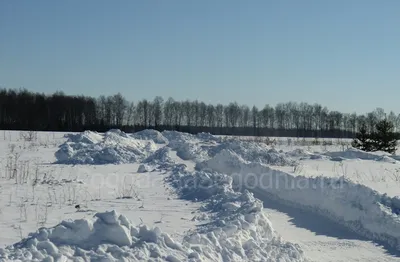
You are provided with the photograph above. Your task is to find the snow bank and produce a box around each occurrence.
[55,129,157,164]
[0,210,191,261]
[197,149,400,250]
[131,129,168,144]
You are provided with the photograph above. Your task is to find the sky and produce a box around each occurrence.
[1,0,400,114]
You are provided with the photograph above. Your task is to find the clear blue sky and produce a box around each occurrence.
[1,0,400,114]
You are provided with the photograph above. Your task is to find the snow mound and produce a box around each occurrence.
[163,131,296,166]
[131,129,168,144]
[0,210,191,261]
[166,166,306,261]
[63,130,103,144]
[198,149,400,251]
[209,141,297,166]
[163,131,211,162]
[55,130,157,164]
[324,148,395,161]
[195,132,222,143]
[162,130,196,143]
[142,147,175,170]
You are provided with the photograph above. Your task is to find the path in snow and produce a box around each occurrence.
[254,191,400,262]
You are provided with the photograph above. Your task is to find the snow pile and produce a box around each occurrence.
[55,129,157,164]
[142,147,176,170]
[0,210,190,261]
[324,148,394,162]
[131,129,168,144]
[196,132,222,143]
[163,131,297,166]
[209,141,297,166]
[63,131,103,145]
[165,166,306,261]
[198,149,400,251]
[163,131,211,162]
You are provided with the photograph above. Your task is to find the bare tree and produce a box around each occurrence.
[152,96,164,127]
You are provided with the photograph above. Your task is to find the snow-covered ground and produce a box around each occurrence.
[0,130,399,261]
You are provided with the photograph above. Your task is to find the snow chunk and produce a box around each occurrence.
[137,164,151,173]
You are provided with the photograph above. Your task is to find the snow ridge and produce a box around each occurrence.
[197,149,400,251]
[166,165,306,261]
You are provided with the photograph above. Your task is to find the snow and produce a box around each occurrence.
[198,149,400,251]
[55,129,158,164]
[0,130,400,261]
[131,129,169,144]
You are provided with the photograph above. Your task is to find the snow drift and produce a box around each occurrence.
[197,149,400,251]
[55,129,157,164]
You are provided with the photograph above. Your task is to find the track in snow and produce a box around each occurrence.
[254,191,400,262]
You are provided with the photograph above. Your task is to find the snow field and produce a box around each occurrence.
[0,130,307,261]
[0,129,400,261]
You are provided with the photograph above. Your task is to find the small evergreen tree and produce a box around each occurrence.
[352,120,398,154]
[352,124,374,151]
[372,119,397,154]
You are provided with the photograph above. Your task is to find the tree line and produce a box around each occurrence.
[0,88,399,138]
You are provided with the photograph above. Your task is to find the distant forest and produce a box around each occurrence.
[0,88,398,138]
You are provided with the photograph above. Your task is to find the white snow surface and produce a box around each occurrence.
[2,130,400,261]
